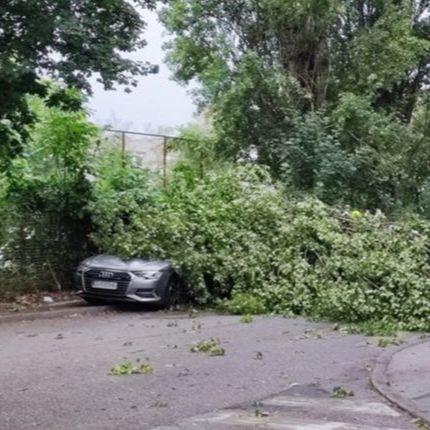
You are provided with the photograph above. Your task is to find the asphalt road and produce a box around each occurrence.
[0,308,419,429]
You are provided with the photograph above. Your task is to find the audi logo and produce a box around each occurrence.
[100,271,114,279]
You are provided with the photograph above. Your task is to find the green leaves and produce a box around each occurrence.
[0,90,98,296]
[0,0,157,164]
[161,0,430,212]
[190,339,225,357]
[240,315,254,324]
[110,362,154,376]
[92,162,430,331]
[7,90,98,214]
[347,4,430,96]
[331,387,355,399]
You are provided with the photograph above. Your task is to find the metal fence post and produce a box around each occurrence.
[163,136,168,188]
[121,132,126,163]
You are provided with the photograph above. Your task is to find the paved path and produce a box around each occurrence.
[155,391,406,429]
[387,340,430,423]
[0,310,420,429]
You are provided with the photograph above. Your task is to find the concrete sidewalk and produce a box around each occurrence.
[373,340,430,425]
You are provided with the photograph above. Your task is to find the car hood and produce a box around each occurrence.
[81,255,172,272]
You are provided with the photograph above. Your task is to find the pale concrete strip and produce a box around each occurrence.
[262,396,400,417]
[190,410,404,430]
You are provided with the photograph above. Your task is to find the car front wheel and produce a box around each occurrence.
[163,276,182,309]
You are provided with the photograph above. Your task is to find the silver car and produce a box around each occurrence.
[75,255,181,307]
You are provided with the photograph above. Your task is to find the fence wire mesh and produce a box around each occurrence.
[0,210,91,297]
[102,129,181,186]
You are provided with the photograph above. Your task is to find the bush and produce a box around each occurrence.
[311,213,430,331]
[0,90,98,297]
[91,163,430,331]
[88,149,161,247]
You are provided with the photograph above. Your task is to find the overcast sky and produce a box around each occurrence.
[87,10,196,134]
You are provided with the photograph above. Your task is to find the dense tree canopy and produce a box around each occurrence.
[0,0,157,165]
[161,0,430,211]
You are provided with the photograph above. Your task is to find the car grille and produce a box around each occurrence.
[83,269,131,297]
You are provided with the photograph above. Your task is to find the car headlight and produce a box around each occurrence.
[77,263,89,274]
[133,271,163,280]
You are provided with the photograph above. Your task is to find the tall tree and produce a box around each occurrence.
[0,0,157,165]
[161,0,429,146]
[160,0,430,210]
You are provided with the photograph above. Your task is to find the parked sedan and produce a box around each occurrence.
[75,255,181,307]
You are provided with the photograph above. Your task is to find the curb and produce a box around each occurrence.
[371,340,430,425]
[0,301,114,325]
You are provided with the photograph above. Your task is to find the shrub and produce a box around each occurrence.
[311,214,430,331]
[88,149,161,249]
[91,162,430,331]
[0,91,98,296]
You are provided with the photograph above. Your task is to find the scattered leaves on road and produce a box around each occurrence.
[177,368,191,378]
[240,315,254,324]
[377,337,403,348]
[253,401,270,418]
[191,320,202,331]
[190,338,225,356]
[109,361,154,376]
[188,309,198,319]
[331,386,355,398]
[7,304,22,313]
[151,400,169,408]
[333,321,400,337]
[167,321,178,327]
[414,419,430,430]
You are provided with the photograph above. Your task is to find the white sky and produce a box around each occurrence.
[87,10,197,134]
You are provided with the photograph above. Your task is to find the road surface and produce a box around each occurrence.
[0,309,419,429]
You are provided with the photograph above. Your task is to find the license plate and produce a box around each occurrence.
[93,280,118,290]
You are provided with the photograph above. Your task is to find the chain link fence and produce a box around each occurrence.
[0,210,92,298]
[102,129,181,186]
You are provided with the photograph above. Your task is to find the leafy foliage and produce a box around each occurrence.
[190,339,225,356]
[3,0,430,332]
[377,337,403,348]
[7,93,98,213]
[415,419,430,430]
[88,150,162,246]
[160,0,430,212]
[331,386,355,399]
[0,90,98,296]
[240,315,254,324]
[332,320,400,337]
[0,0,157,163]
[110,362,154,376]
[173,123,221,178]
[91,163,430,331]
